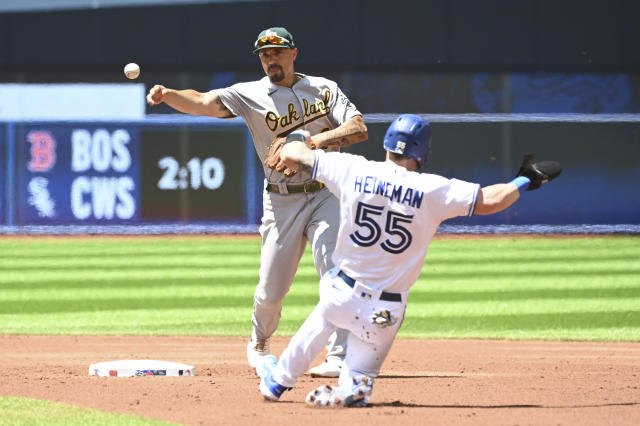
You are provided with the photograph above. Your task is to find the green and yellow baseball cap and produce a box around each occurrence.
[253,27,296,53]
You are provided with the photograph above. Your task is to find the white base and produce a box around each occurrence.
[89,359,195,377]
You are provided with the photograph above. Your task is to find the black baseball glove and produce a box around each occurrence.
[514,154,562,191]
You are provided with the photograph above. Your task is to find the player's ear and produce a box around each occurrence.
[291,48,298,61]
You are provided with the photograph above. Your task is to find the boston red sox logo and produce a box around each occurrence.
[27,130,57,172]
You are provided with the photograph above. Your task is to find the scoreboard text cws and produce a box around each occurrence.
[18,125,140,224]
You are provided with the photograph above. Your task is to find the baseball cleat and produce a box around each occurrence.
[305,385,346,407]
[308,359,342,378]
[256,354,277,379]
[305,376,373,408]
[345,375,373,407]
[258,355,291,401]
[247,337,270,369]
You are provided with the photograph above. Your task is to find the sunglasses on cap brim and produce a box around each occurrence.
[254,35,293,49]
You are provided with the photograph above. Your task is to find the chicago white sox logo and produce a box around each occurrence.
[27,130,57,172]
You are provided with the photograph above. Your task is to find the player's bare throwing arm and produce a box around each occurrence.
[255,115,562,407]
[146,27,367,377]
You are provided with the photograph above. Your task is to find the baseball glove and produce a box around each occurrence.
[265,136,297,178]
[514,154,562,191]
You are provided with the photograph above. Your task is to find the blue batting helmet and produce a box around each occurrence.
[383,114,431,168]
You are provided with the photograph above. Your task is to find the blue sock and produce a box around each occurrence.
[510,176,531,191]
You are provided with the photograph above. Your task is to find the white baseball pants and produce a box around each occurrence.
[272,267,407,395]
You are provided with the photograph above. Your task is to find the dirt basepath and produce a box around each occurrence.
[1,336,638,425]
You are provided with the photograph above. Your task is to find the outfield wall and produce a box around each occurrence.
[2,114,639,232]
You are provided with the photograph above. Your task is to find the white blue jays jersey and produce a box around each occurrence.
[312,151,480,293]
[217,74,361,184]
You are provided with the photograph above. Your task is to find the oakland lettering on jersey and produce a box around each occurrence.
[265,103,300,131]
[354,175,424,208]
[264,90,332,132]
[303,98,328,118]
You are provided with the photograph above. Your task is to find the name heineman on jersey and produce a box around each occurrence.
[354,175,424,208]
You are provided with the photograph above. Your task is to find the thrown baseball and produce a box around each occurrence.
[124,63,140,79]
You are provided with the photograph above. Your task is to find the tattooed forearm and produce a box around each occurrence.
[311,116,368,149]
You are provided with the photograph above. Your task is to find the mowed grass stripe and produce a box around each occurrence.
[415,275,640,291]
[0,254,260,269]
[0,396,177,426]
[4,262,636,283]
[0,276,256,290]
[407,298,640,315]
[0,292,322,314]
[427,236,640,252]
[408,286,640,303]
[0,282,261,298]
[0,268,260,283]
[0,239,261,258]
[402,310,640,335]
[0,308,261,335]
[425,251,640,264]
[5,281,637,302]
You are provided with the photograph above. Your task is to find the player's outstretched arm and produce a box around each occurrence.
[474,183,520,215]
[146,85,234,118]
[307,115,368,150]
[280,131,315,174]
[474,154,562,215]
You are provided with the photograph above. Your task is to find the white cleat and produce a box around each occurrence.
[305,376,373,408]
[305,385,347,407]
[308,359,342,378]
[246,338,270,369]
[348,375,373,407]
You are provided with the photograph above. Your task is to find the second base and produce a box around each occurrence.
[89,359,195,377]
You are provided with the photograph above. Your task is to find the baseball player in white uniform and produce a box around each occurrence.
[256,114,561,406]
[146,27,368,376]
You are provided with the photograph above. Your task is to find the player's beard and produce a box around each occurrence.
[268,65,285,83]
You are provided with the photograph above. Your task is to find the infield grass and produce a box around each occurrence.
[0,235,638,341]
[0,396,176,425]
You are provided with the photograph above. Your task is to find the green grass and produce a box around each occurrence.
[0,397,176,425]
[0,236,639,340]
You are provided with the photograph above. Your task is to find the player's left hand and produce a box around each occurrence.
[266,136,298,177]
[514,154,562,190]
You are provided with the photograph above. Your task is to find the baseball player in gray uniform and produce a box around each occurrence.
[256,115,561,406]
[146,27,368,377]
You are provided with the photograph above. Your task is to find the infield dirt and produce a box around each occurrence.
[1,335,638,425]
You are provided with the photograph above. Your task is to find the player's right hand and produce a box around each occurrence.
[146,85,168,106]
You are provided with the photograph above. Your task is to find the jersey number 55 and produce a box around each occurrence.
[349,201,414,254]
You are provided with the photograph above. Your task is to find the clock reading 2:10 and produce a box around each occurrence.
[157,156,226,190]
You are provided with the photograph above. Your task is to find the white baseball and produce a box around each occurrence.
[124,63,140,79]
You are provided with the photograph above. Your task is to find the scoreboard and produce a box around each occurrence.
[7,120,258,226]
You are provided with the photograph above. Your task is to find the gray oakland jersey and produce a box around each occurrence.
[216,73,362,185]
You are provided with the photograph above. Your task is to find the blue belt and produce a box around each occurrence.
[337,270,402,302]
